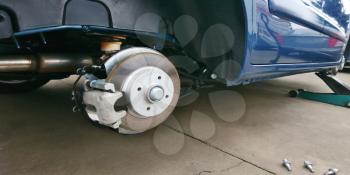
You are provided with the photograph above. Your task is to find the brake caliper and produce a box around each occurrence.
[73,65,127,129]
[83,79,126,129]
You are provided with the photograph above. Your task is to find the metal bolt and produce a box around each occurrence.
[282,159,292,172]
[148,86,165,102]
[72,106,80,113]
[90,81,96,86]
[324,168,338,175]
[304,161,315,173]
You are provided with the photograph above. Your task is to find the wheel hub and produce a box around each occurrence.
[148,86,165,103]
[121,66,175,118]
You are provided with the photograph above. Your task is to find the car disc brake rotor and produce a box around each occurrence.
[105,48,180,134]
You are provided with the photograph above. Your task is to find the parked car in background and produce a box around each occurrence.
[0,0,349,134]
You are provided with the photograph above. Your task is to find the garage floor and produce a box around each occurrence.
[0,72,349,175]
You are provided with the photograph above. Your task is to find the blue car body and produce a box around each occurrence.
[239,0,350,85]
[0,0,349,85]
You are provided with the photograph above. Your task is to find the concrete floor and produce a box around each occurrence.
[0,72,349,175]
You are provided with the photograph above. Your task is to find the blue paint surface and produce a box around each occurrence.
[229,0,350,85]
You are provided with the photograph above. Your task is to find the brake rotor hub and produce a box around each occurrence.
[122,66,174,118]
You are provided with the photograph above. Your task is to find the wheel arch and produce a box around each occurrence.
[0,0,249,84]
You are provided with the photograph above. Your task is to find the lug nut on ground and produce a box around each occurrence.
[304,160,315,173]
[282,159,292,171]
[324,168,338,175]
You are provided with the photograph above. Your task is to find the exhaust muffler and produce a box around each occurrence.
[0,54,93,73]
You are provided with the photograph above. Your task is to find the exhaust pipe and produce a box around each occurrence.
[0,56,33,72]
[0,54,93,73]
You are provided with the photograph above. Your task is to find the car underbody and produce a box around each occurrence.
[0,0,349,134]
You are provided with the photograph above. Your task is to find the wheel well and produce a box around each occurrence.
[164,0,247,82]
[0,0,247,83]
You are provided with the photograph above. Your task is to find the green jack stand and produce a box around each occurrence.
[289,72,350,108]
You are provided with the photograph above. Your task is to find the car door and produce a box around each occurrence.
[251,0,350,65]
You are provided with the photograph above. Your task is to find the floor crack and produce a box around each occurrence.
[164,124,276,175]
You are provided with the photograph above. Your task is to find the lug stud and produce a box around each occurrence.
[325,168,338,175]
[282,159,292,172]
[304,160,315,173]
